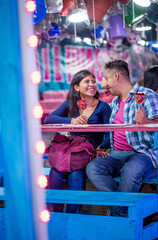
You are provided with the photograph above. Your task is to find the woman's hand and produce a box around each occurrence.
[71,115,88,125]
[94,147,109,158]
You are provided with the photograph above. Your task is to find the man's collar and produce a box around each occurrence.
[129,83,140,96]
[112,83,140,103]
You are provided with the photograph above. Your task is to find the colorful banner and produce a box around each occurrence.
[36,43,130,92]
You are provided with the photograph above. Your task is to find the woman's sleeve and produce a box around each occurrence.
[44,101,72,124]
[99,103,111,149]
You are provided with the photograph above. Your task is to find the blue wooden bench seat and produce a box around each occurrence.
[43,167,158,185]
[43,153,158,185]
[0,187,158,240]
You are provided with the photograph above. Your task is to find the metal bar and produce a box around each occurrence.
[41,123,158,132]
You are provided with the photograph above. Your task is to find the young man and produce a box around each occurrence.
[86,59,158,217]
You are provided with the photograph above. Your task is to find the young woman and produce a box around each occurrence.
[44,69,111,213]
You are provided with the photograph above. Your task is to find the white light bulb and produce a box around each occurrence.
[133,0,151,7]
[135,26,152,31]
[68,9,88,23]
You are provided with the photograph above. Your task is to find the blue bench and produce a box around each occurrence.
[43,153,158,185]
[1,187,158,240]
[43,167,158,185]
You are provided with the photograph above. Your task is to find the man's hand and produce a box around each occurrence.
[71,115,88,125]
[133,106,148,124]
[94,147,109,158]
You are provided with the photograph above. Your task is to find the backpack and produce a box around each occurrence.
[48,133,95,172]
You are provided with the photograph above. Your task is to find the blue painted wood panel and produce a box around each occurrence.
[0,1,35,239]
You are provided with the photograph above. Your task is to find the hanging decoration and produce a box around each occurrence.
[148,41,158,52]
[92,26,107,39]
[126,27,141,44]
[106,39,123,51]
[41,22,61,41]
[34,13,53,35]
[33,0,47,25]
[92,0,97,48]
[108,14,126,40]
[60,0,75,16]
[85,0,130,23]
[45,0,63,13]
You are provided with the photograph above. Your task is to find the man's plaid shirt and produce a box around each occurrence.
[109,83,158,168]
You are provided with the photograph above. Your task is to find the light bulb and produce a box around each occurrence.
[27,34,38,48]
[40,210,50,223]
[31,70,41,84]
[25,0,36,12]
[38,175,48,189]
[35,140,46,154]
[33,105,43,119]
[133,0,151,7]
[135,26,152,31]
[68,9,88,23]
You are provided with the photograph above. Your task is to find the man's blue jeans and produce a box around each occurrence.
[86,150,152,217]
[48,168,85,213]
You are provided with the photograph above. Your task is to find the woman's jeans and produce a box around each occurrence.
[48,168,85,213]
[86,150,153,217]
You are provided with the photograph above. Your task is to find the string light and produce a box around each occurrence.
[35,140,46,154]
[31,70,41,84]
[38,175,48,189]
[27,34,39,48]
[40,210,51,223]
[25,0,36,13]
[33,105,43,119]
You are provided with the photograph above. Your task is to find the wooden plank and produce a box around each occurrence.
[48,212,136,240]
[143,222,158,240]
[45,189,157,207]
[136,196,158,218]
[1,187,157,207]
[0,208,6,240]
[0,187,4,201]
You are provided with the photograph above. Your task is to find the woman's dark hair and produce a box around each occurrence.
[144,65,158,92]
[66,69,100,117]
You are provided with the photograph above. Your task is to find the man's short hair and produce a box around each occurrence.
[104,59,129,78]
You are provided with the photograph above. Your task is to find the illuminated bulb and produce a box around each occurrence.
[35,140,46,154]
[68,9,88,23]
[40,210,50,223]
[133,0,151,7]
[25,0,36,12]
[38,175,48,189]
[27,34,38,48]
[33,105,43,119]
[31,70,41,84]
[135,26,152,31]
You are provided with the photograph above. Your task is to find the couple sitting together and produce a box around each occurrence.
[44,59,158,217]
